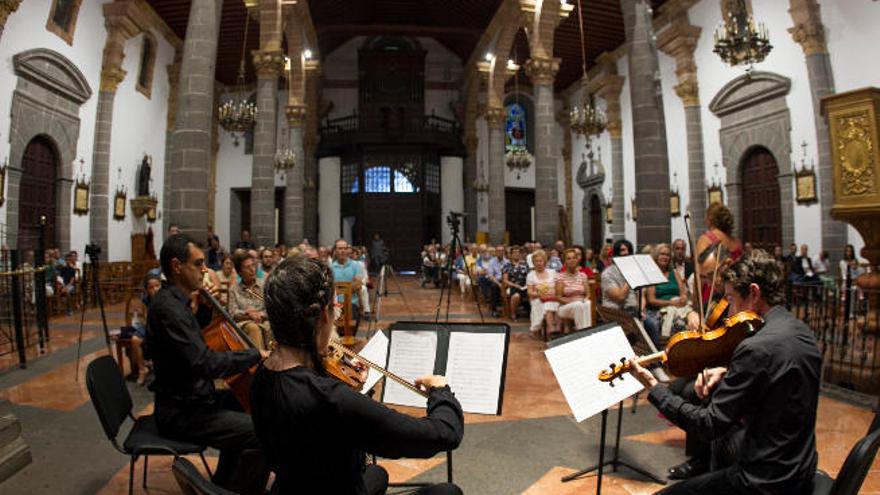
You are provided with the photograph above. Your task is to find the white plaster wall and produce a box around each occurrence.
[440,156,463,245]
[617,55,637,244]
[690,0,821,251]
[423,37,462,120]
[658,49,689,244]
[213,107,252,251]
[822,0,880,258]
[318,156,341,247]
[106,31,174,261]
[0,0,107,252]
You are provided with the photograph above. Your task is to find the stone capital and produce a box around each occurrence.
[788,0,827,56]
[523,57,560,86]
[0,0,22,30]
[674,77,700,106]
[100,66,127,92]
[606,119,622,139]
[252,49,286,78]
[285,104,307,126]
[485,106,505,130]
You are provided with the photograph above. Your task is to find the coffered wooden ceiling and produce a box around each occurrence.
[147,0,668,91]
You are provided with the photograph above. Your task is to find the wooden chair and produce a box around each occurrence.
[334,282,356,345]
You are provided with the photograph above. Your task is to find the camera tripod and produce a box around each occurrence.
[75,244,113,380]
[367,260,415,335]
[433,213,483,323]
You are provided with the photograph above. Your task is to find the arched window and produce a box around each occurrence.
[136,33,158,98]
[505,102,527,152]
[46,0,83,45]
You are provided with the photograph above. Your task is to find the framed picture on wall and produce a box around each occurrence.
[605,202,613,224]
[670,191,681,217]
[74,180,89,215]
[114,191,126,220]
[147,206,157,222]
[795,168,818,204]
[708,185,724,205]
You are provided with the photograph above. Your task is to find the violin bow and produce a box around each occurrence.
[683,212,705,325]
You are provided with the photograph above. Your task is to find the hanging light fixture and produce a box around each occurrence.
[712,0,772,69]
[569,0,606,137]
[505,56,533,179]
[275,57,296,170]
[218,10,258,146]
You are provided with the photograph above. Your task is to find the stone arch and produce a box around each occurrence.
[709,71,794,248]
[7,48,92,250]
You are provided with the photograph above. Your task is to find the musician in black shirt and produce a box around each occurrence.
[147,234,269,493]
[251,256,464,495]
[629,250,821,494]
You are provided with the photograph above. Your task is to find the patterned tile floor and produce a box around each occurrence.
[0,276,878,494]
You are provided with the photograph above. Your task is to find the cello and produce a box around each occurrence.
[199,287,259,412]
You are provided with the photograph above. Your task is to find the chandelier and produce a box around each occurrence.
[505,57,533,179]
[274,146,296,170]
[712,0,772,68]
[569,0,606,137]
[218,10,257,145]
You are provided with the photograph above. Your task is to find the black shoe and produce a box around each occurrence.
[668,457,708,480]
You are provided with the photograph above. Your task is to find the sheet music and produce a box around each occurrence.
[359,331,389,395]
[383,331,437,408]
[544,325,643,422]
[444,332,506,415]
[613,254,667,288]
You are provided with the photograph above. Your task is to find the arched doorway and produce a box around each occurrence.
[589,194,602,253]
[18,136,58,251]
[740,146,781,249]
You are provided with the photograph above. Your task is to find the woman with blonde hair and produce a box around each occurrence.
[556,248,592,333]
[527,249,559,338]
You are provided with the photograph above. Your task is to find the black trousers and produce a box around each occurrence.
[667,377,710,461]
[155,389,268,494]
[655,467,748,495]
[364,465,463,495]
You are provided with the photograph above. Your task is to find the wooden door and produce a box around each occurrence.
[18,136,57,250]
[589,194,603,253]
[740,147,781,249]
[363,194,422,269]
[505,189,535,245]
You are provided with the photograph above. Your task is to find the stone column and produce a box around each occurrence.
[302,130,319,243]
[558,113,573,245]
[594,69,626,241]
[621,0,671,246]
[250,49,285,247]
[789,0,845,261]
[167,0,222,238]
[463,133,478,242]
[163,55,181,238]
[658,10,706,235]
[486,106,507,244]
[0,0,22,42]
[525,57,561,245]
[89,8,138,258]
[284,104,306,244]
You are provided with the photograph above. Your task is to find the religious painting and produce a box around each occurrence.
[114,191,126,220]
[795,168,818,204]
[73,180,89,215]
[670,191,681,217]
[147,206,157,223]
[708,185,724,205]
[605,203,613,224]
[505,103,527,152]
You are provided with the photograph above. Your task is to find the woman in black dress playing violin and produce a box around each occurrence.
[250,256,464,495]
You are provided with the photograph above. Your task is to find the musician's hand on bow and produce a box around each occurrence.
[695,367,727,399]
[686,311,701,331]
[415,375,448,392]
[627,359,658,388]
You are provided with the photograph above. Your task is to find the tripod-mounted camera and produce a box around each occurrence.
[433,212,484,323]
[75,242,113,379]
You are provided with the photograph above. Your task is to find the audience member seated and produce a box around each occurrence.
[205,234,225,271]
[562,245,596,277]
[331,239,363,330]
[235,229,256,250]
[546,249,563,271]
[128,274,162,385]
[476,247,503,317]
[453,248,472,296]
[596,243,613,272]
[556,248,591,333]
[421,245,440,288]
[43,250,59,299]
[260,247,276,277]
[215,254,235,307]
[601,240,638,318]
[671,238,694,284]
[527,249,559,338]
[229,250,271,351]
[502,246,530,322]
[58,251,79,315]
[790,244,821,285]
[814,250,834,289]
[645,243,691,346]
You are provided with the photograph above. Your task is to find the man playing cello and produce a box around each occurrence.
[628,250,821,494]
[146,234,269,493]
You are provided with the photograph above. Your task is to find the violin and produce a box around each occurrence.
[598,310,764,383]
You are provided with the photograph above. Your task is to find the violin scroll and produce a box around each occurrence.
[598,357,630,386]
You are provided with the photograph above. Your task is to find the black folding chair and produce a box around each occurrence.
[173,457,237,495]
[86,355,212,495]
[813,412,880,495]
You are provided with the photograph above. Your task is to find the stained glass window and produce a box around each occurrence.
[505,103,527,152]
[365,166,391,193]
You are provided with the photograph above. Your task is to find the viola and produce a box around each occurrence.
[598,310,764,384]
[199,288,258,412]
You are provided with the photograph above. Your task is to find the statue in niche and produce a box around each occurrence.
[137,155,152,197]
